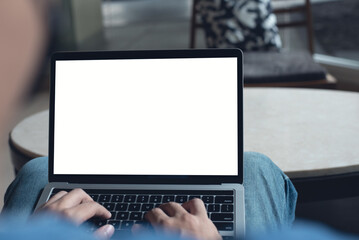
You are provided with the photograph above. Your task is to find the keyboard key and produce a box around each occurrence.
[99,195,111,202]
[87,217,100,224]
[124,195,136,203]
[111,195,124,203]
[154,204,161,208]
[175,195,188,203]
[221,204,233,212]
[189,195,201,200]
[136,195,149,203]
[129,212,142,220]
[95,220,107,228]
[117,212,129,220]
[109,212,117,220]
[141,204,154,212]
[103,203,115,211]
[116,203,128,211]
[223,236,234,240]
[121,221,134,230]
[163,196,175,203]
[213,222,233,231]
[215,196,233,203]
[202,196,214,203]
[208,204,220,212]
[89,194,99,202]
[128,204,141,211]
[211,213,233,221]
[149,195,162,203]
[108,220,121,230]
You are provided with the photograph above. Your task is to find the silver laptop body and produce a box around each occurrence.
[35,49,245,238]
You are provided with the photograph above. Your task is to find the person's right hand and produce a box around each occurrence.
[34,188,114,239]
[144,198,222,240]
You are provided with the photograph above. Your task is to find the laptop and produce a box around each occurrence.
[35,49,244,239]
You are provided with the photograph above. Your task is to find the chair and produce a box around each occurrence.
[272,0,314,54]
[189,0,337,88]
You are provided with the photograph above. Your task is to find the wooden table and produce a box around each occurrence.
[9,88,359,201]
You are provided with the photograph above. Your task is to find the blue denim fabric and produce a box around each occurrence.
[1,152,297,234]
[1,156,48,218]
[243,152,297,234]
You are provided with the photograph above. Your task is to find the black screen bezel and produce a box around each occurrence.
[49,49,243,184]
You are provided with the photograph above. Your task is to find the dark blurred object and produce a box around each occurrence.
[190,0,337,89]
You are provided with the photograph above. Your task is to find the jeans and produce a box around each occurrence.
[1,152,297,234]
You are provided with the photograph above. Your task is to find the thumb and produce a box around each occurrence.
[94,224,115,239]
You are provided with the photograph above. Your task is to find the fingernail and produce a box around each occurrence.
[103,224,115,238]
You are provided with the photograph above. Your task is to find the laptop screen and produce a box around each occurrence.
[52,52,240,178]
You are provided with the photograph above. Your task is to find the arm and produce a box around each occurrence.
[0,1,46,136]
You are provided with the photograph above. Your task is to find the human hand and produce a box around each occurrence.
[35,188,114,239]
[144,198,222,240]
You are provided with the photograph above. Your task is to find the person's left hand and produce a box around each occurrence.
[143,198,222,240]
[34,188,114,239]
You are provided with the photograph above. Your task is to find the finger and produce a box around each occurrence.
[132,224,146,234]
[45,191,68,205]
[52,188,93,208]
[145,207,170,226]
[94,224,115,239]
[181,198,207,217]
[64,201,111,225]
[160,202,187,217]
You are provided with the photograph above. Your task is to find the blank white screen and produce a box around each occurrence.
[54,58,238,175]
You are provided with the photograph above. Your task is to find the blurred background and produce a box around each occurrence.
[1,0,358,236]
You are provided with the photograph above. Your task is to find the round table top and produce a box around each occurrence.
[10,88,359,178]
[10,110,49,160]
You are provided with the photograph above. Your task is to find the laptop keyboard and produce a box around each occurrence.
[50,189,235,239]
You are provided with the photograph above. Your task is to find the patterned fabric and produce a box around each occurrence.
[196,0,282,51]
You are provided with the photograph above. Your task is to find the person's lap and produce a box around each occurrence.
[243,152,297,233]
[1,152,297,234]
